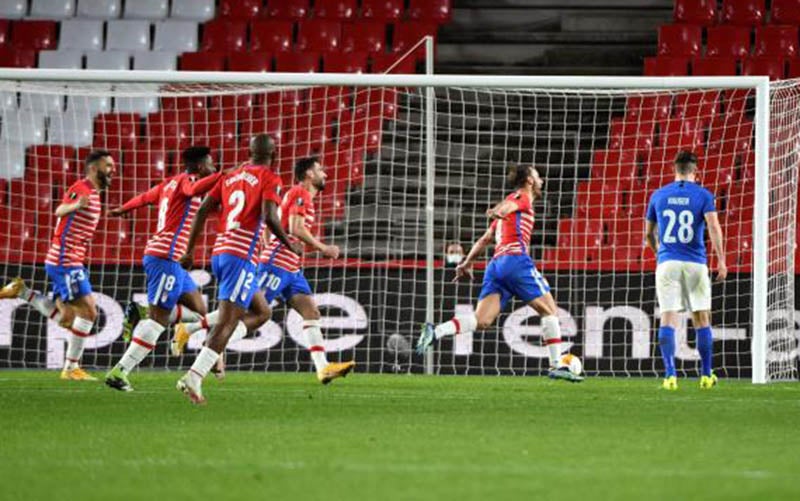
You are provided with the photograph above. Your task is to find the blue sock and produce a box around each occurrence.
[658,326,676,378]
[696,326,713,377]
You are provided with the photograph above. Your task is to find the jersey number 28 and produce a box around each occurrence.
[662,209,694,244]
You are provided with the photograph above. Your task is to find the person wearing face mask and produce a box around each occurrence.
[444,242,465,268]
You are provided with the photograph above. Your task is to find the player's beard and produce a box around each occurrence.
[96,170,112,190]
[314,178,325,192]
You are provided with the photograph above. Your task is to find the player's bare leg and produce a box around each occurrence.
[289,294,355,384]
[529,293,581,382]
[691,310,717,389]
[59,295,98,381]
[417,294,500,354]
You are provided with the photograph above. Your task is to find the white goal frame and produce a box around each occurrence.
[0,68,774,383]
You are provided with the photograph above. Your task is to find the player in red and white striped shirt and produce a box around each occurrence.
[0,150,116,381]
[103,147,221,392]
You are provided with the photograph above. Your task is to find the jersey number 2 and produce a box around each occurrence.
[227,190,246,230]
[662,209,694,244]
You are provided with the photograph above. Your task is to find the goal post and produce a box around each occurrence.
[0,69,795,383]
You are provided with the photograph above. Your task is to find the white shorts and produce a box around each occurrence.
[655,260,712,313]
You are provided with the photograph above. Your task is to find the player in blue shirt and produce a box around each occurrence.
[645,151,727,390]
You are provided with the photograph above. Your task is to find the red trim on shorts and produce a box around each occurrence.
[309,345,324,352]
[452,317,461,334]
[132,337,155,350]
[70,329,91,338]
[49,309,59,319]
[175,305,183,321]
[545,338,562,345]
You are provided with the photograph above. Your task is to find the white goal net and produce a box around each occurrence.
[0,72,796,382]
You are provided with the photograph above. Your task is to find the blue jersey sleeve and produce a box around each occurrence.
[646,194,657,222]
[701,190,716,215]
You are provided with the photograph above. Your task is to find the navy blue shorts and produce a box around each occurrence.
[258,263,313,304]
[143,255,198,310]
[478,254,550,310]
[211,254,259,309]
[45,264,92,302]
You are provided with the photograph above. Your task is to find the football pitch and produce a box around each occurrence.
[1,372,798,501]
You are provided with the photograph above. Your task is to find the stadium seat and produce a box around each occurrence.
[171,0,214,21]
[754,26,798,58]
[673,91,720,126]
[338,114,382,153]
[371,52,418,73]
[720,0,765,26]
[227,52,272,72]
[555,218,605,265]
[605,218,647,265]
[275,52,320,72]
[123,0,167,19]
[106,20,151,51]
[707,116,753,156]
[153,20,198,52]
[590,149,638,181]
[161,95,208,112]
[706,26,751,58]
[201,20,247,52]
[354,87,397,120]
[0,47,35,67]
[67,93,111,114]
[392,23,437,54]
[674,0,717,25]
[0,142,26,178]
[77,0,121,18]
[660,118,705,151]
[323,51,368,73]
[133,51,177,70]
[342,22,386,54]
[0,91,16,110]
[608,117,655,152]
[92,113,141,150]
[575,181,620,218]
[47,111,94,147]
[20,92,63,115]
[742,56,785,80]
[128,148,169,180]
[692,57,738,76]
[85,51,130,70]
[0,0,25,19]
[240,114,285,147]
[179,51,226,71]
[26,145,78,183]
[789,58,800,78]
[12,21,57,50]
[146,110,193,150]
[315,0,356,20]
[643,56,689,76]
[265,0,310,20]
[250,20,294,52]
[771,0,800,25]
[59,20,105,51]
[657,24,702,57]
[193,110,237,152]
[297,20,343,52]
[408,0,452,24]
[115,96,159,115]
[1,110,46,145]
[362,0,404,21]
[38,50,84,69]
[29,0,75,18]
[0,206,35,260]
[625,94,671,122]
[219,0,262,20]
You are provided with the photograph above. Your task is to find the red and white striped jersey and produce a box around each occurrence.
[492,190,535,258]
[260,184,315,273]
[45,178,102,267]
[208,164,283,264]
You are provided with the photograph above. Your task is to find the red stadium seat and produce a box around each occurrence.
[128,148,170,180]
[93,113,141,150]
[720,0,765,26]
[608,117,656,152]
[590,149,638,181]
[240,114,286,148]
[250,20,294,52]
[621,181,650,218]
[323,51,368,73]
[266,0,310,20]
[408,0,452,24]
[393,22,437,54]
[314,0,356,20]
[371,52,418,73]
[325,147,365,187]
[179,51,226,71]
[161,95,209,112]
[575,181,619,218]
[219,0,262,19]
[8,178,54,213]
[26,145,78,183]
[754,26,798,58]
[674,0,717,25]
[297,20,342,52]
[228,52,272,72]
[692,57,738,76]
[723,88,752,118]
[354,87,397,120]
[742,56,785,80]
[673,90,721,127]
[660,118,705,151]
[625,94,672,122]
[643,56,690,76]
[0,20,10,47]
[194,110,238,152]
[0,47,34,67]
[342,21,386,54]
[293,114,332,152]
[201,20,247,52]
[555,218,605,265]
[0,206,36,263]
[275,52,320,72]
[657,24,702,56]
[706,26,751,58]
[146,110,193,151]
[339,114,382,153]
[771,0,800,25]
[789,58,800,78]
[12,20,57,50]
[707,116,753,156]
[699,161,736,192]
[361,0,404,21]
[604,218,648,267]
[305,86,350,116]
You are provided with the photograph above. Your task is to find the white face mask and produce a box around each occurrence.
[446,253,464,265]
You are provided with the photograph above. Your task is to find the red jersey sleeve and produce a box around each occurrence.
[261,171,283,205]
[206,175,223,202]
[287,189,310,217]
[182,171,222,197]
[120,182,162,212]
[512,192,532,212]
[62,180,89,203]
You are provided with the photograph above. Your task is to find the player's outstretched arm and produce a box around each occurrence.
[705,211,727,282]
[55,195,89,218]
[645,220,659,254]
[182,171,222,197]
[454,225,494,282]
[263,200,303,255]
[290,215,339,258]
[486,199,519,220]
[109,183,162,217]
[179,196,218,269]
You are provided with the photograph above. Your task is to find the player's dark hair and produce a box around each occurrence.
[507,164,533,189]
[84,149,111,170]
[294,156,319,182]
[182,146,211,173]
[674,150,698,175]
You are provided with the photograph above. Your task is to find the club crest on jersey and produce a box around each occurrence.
[296,197,303,206]
[69,192,78,200]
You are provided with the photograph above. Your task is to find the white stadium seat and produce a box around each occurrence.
[29,0,75,18]
[0,142,27,179]
[153,20,198,52]
[115,96,159,115]
[67,93,111,114]
[48,111,94,147]
[85,51,130,70]
[0,0,26,19]
[123,0,167,20]
[76,0,120,19]
[0,91,16,111]
[59,20,105,51]
[20,93,64,115]
[170,0,214,21]
[133,51,176,71]
[38,50,84,69]
[2,111,46,146]
[106,20,151,51]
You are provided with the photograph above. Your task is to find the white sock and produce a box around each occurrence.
[541,315,562,368]
[169,304,203,324]
[64,316,93,370]
[188,346,220,383]
[118,319,166,375]
[228,321,248,344]
[434,313,478,340]
[304,320,328,372]
[186,310,218,334]
[21,287,61,323]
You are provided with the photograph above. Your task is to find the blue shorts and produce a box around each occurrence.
[478,254,551,310]
[45,264,93,303]
[143,255,198,310]
[212,254,259,309]
[258,263,313,304]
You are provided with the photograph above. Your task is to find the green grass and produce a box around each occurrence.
[1,372,799,501]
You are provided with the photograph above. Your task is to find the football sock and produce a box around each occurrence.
[118,319,166,375]
[658,326,677,378]
[169,304,203,324]
[541,315,562,368]
[696,326,713,377]
[304,319,328,372]
[434,313,477,339]
[188,347,220,384]
[65,316,93,370]
[185,310,218,334]
[21,286,61,323]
